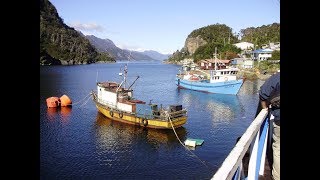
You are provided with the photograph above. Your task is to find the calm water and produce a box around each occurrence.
[40,62,265,179]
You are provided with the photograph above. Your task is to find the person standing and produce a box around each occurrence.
[259,71,280,180]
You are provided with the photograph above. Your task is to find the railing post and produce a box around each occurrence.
[268,114,274,152]
[247,132,259,180]
[256,118,269,177]
[211,109,268,180]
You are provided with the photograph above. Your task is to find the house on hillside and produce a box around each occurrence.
[181,58,198,71]
[269,42,280,51]
[251,48,273,61]
[233,42,254,50]
[231,58,254,69]
[199,59,231,70]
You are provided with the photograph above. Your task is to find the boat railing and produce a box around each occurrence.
[167,109,188,119]
[211,108,273,180]
[135,109,188,121]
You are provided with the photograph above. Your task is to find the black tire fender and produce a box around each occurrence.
[142,118,148,126]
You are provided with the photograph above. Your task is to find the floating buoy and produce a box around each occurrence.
[60,94,72,106]
[46,97,60,108]
[184,139,196,147]
[184,138,204,147]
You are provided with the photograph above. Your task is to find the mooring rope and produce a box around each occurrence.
[69,92,92,106]
[166,112,213,170]
[79,93,93,107]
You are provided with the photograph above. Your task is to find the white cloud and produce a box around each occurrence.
[68,22,105,32]
[115,42,172,54]
[115,43,146,52]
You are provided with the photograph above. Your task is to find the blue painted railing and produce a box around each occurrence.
[211,109,273,180]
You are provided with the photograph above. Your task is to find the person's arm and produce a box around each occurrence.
[260,100,269,109]
[259,72,279,110]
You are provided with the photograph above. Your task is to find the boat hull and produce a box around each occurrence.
[176,77,243,95]
[94,100,187,129]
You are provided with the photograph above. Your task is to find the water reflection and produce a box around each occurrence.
[146,127,187,145]
[93,112,188,168]
[93,112,187,151]
[46,108,58,122]
[45,106,72,124]
[177,89,242,123]
[60,107,72,124]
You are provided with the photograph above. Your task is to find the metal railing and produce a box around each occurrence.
[212,108,273,180]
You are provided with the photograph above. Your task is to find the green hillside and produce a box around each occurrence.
[167,23,280,63]
[40,0,115,65]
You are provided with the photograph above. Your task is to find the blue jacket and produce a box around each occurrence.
[259,72,280,121]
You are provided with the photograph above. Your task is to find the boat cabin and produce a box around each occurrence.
[210,68,239,83]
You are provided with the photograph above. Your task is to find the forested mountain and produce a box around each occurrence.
[40,0,115,65]
[85,35,155,61]
[167,23,280,63]
[167,23,241,63]
[240,23,280,48]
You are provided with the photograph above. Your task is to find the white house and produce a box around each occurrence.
[233,42,254,50]
[251,48,273,61]
[261,42,280,51]
[231,58,254,69]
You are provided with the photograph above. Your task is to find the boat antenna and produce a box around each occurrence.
[123,63,128,88]
[96,70,98,83]
[128,75,140,90]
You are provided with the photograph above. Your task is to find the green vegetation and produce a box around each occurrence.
[193,43,240,63]
[269,50,280,60]
[255,60,280,74]
[188,23,239,44]
[166,23,280,64]
[167,48,189,63]
[240,23,280,48]
[40,0,115,65]
[167,23,241,63]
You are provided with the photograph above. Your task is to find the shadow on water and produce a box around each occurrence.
[93,112,188,149]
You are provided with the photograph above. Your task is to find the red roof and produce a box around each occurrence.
[200,59,231,64]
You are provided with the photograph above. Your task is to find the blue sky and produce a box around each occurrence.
[49,0,280,54]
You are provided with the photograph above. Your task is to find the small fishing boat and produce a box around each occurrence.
[91,64,188,129]
[176,48,244,95]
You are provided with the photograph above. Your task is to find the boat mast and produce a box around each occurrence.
[123,63,128,88]
[117,64,128,92]
[214,47,217,72]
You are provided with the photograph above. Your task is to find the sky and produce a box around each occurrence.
[49,0,280,54]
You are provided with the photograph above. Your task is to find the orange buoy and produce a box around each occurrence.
[46,97,60,108]
[60,94,72,106]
